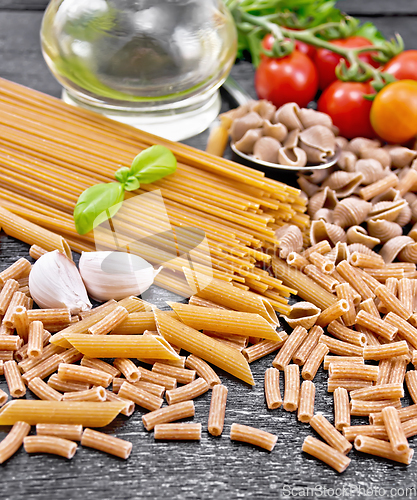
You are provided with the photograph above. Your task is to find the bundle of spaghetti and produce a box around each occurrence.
[0,78,309,312]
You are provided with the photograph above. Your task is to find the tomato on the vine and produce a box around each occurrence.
[255,50,319,108]
[317,81,376,139]
[384,50,417,81]
[314,36,379,90]
[370,80,417,143]
[261,33,315,61]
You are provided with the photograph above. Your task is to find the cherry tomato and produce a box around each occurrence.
[261,33,316,61]
[384,50,417,81]
[317,81,375,139]
[314,36,379,90]
[370,80,417,143]
[255,50,319,108]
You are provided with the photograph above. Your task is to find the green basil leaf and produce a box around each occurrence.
[74,182,125,235]
[124,176,140,191]
[130,145,177,184]
[115,166,131,184]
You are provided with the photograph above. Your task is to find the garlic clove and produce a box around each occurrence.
[29,250,92,314]
[79,251,158,302]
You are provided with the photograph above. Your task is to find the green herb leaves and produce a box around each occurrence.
[73,145,177,235]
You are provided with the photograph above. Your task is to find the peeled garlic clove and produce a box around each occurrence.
[29,250,92,314]
[79,251,158,302]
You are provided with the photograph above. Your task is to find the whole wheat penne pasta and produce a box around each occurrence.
[320,335,363,357]
[0,387,7,407]
[2,291,27,328]
[203,331,248,351]
[382,406,409,453]
[64,333,180,361]
[272,257,337,310]
[110,312,157,334]
[0,207,71,258]
[118,381,163,411]
[27,308,71,331]
[302,343,329,381]
[327,321,366,347]
[137,366,177,390]
[354,267,383,294]
[376,359,392,386]
[152,363,196,385]
[363,341,409,361]
[104,390,135,417]
[273,326,308,370]
[403,417,417,438]
[137,355,187,369]
[0,324,15,337]
[334,387,350,431]
[336,260,375,301]
[189,296,231,310]
[350,399,402,416]
[329,363,378,382]
[185,354,221,388]
[13,305,29,342]
[302,436,350,473]
[398,278,413,314]
[112,358,141,383]
[310,413,352,454]
[0,400,125,426]
[350,252,385,269]
[154,422,201,441]
[374,284,412,321]
[63,386,107,402]
[243,337,287,363]
[354,435,413,465]
[88,306,129,336]
[142,400,195,431]
[359,298,379,319]
[355,310,398,341]
[264,367,282,410]
[79,301,118,320]
[0,258,31,287]
[405,371,417,404]
[413,350,417,368]
[27,320,44,358]
[0,421,31,464]
[328,378,372,393]
[28,377,63,401]
[385,312,417,349]
[183,268,278,325]
[359,327,381,347]
[303,241,332,258]
[19,344,65,373]
[292,326,323,366]
[230,423,277,452]
[15,328,51,363]
[36,423,83,441]
[24,435,77,459]
[4,360,26,398]
[48,374,90,393]
[81,428,132,459]
[368,268,406,281]
[80,357,121,378]
[371,404,417,426]
[316,300,349,328]
[165,377,209,405]
[154,310,254,385]
[323,356,364,371]
[350,383,404,402]
[29,244,48,260]
[334,283,356,327]
[359,173,398,200]
[59,347,83,365]
[117,296,152,314]
[308,252,334,274]
[343,425,388,442]
[389,356,408,384]
[208,384,228,436]
[283,364,300,412]
[287,252,309,270]
[0,336,23,351]
[57,363,113,388]
[298,380,315,423]
[0,351,15,362]
[303,264,339,293]
[0,279,19,315]
[168,303,281,341]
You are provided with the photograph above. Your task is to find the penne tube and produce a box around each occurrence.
[189,295,230,309]
[350,399,402,416]
[323,356,364,371]
[350,383,404,401]
[28,377,63,401]
[308,252,334,274]
[303,264,339,293]
[398,278,413,314]
[88,305,129,336]
[154,423,201,441]
[374,284,412,321]
[2,291,27,328]
[80,357,121,378]
[0,258,31,287]
[264,367,282,410]
[363,341,409,361]
[303,241,332,258]
[113,358,141,383]
[0,388,8,407]
[0,336,23,351]
[413,350,417,368]
[0,207,71,258]
[154,309,254,385]
[385,312,417,349]
[273,326,308,370]
[360,327,381,347]
[334,387,350,431]
[15,328,51,362]
[48,374,90,393]
[59,347,83,365]
[118,381,163,411]
[13,305,29,342]
[376,359,392,386]
[4,360,26,398]
[230,423,277,452]
[24,435,77,459]
[283,364,300,412]
[350,252,385,269]
[29,244,48,260]
[403,418,417,439]
[81,428,132,459]
[298,380,315,423]
[0,421,31,464]
[328,378,372,393]
[28,320,44,358]
[110,312,157,334]
[137,366,177,390]
[117,296,152,313]
[320,335,363,357]
[168,302,281,341]
[302,343,329,381]
[302,436,350,473]
[243,337,287,363]
[64,333,180,360]
[389,356,408,384]
[382,406,409,453]
[286,252,310,270]
[26,308,71,332]
[165,378,209,405]
[359,174,398,200]
[310,413,352,454]
[316,300,349,328]
[208,384,228,436]
[336,260,374,301]
[405,371,417,404]
[136,355,187,369]
[335,283,356,327]
[36,423,83,441]
[0,351,14,362]
[360,298,380,318]
[354,435,413,465]
[343,425,388,442]
[355,310,398,341]
[293,326,323,366]
[63,386,107,402]
[152,363,196,385]
[185,354,221,388]
[142,400,195,431]
[0,279,19,315]
[329,363,378,382]
[104,390,135,417]
[371,404,417,426]
[327,321,365,347]
[0,401,125,426]
[366,268,406,281]
[57,363,113,388]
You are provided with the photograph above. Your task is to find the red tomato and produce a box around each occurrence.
[255,50,319,108]
[384,50,417,81]
[261,33,316,61]
[314,36,379,90]
[317,81,376,139]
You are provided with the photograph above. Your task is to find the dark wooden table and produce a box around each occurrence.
[1,1,417,499]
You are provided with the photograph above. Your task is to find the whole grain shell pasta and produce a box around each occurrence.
[302,436,351,473]
[264,367,282,410]
[283,364,300,412]
[275,224,303,259]
[298,380,315,423]
[230,423,277,452]
[208,384,228,436]
[0,421,31,464]
[81,428,132,459]
[282,302,320,330]
[24,435,77,459]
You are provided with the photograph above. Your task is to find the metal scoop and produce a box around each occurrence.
[222,76,340,172]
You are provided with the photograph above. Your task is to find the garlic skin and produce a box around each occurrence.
[29,250,92,314]
[79,251,158,301]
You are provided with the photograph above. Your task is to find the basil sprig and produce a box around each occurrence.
[74,145,176,235]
